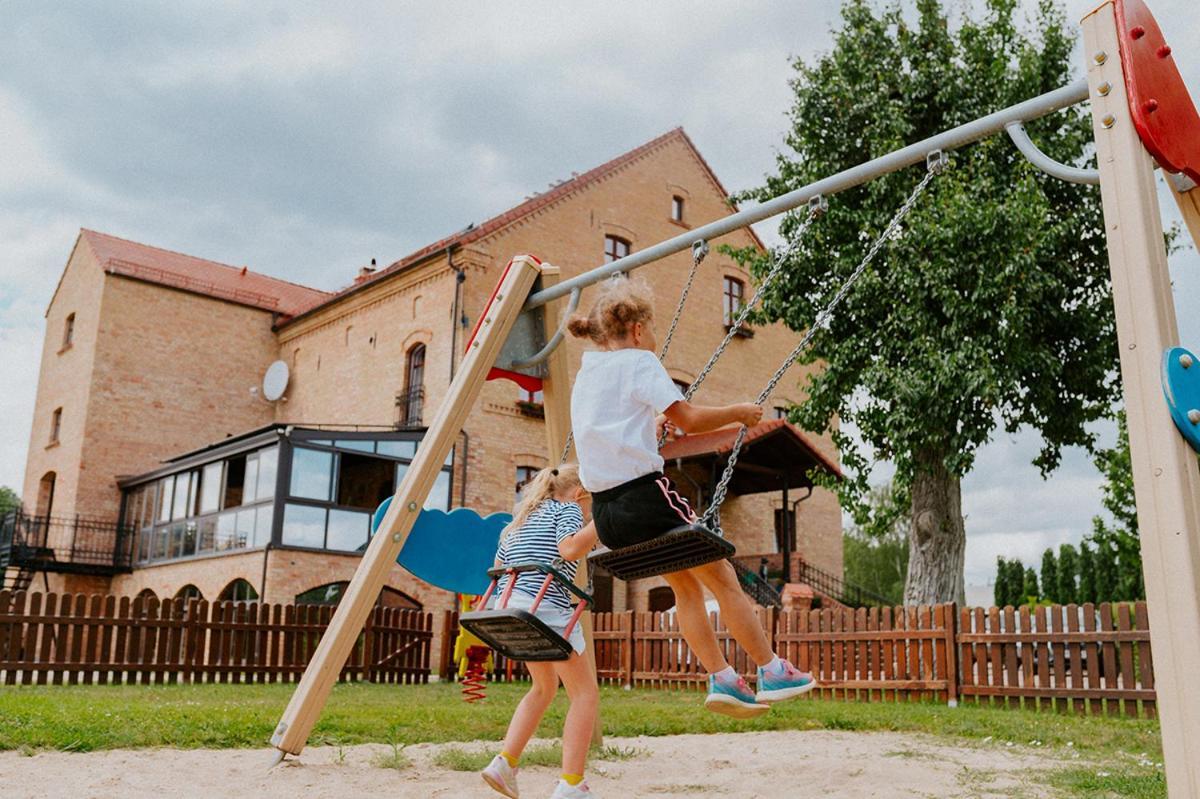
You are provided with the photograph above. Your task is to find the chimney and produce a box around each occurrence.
[355,257,377,284]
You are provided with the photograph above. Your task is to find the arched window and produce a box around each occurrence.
[648,586,675,613]
[37,472,56,517]
[136,588,157,602]
[62,313,75,349]
[295,582,421,609]
[400,344,426,426]
[604,235,631,264]
[174,584,203,602]
[515,465,539,503]
[218,578,259,603]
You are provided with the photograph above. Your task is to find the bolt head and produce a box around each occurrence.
[1157,44,1172,59]
[1094,50,1108,64]
[407,501,418,511]
[1181,353,1194,369]
[1131,26,1146,39]
[1189,409,1200,425]
[1144,99,1159,114]
[391,532,401,542]
[1098,81,1112,96]
[1101,114,1116,129]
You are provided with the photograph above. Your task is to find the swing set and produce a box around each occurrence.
[268,1,1200,794]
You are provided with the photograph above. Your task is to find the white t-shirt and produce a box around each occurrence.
[570,348,684,492]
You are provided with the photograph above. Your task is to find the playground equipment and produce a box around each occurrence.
[269,1,1200,794]
[451,595,493,703]
[460,562,593,661]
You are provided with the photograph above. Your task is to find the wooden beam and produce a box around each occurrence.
[537,264,603,747]
[1083,7,1200,797]
[1171,181,1200,252]
[270,256,543,757]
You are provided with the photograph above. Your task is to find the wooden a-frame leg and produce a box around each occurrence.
[1084,7,1200,797]
[1170,180,1200,252]
[270,256,543,756]
[538,265,604,746]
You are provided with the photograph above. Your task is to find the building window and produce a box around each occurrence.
[515,465,539,502]
[175,584,203,602]
[400,344,426,426]
[604,235,631,264]
[49,408,62,444]
[723,277,745,326]
[37,472,56,516]
[671,196,685,222]
[136,588,157,603]
[648,586,675,613]
[672,379,690,396]
[218,579,259,603]
[62,313,75,349]
[774,406,789,420]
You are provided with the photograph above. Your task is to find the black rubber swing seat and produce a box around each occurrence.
[459,609,575,662]
[459,562,593,662]
[589,523,735,581]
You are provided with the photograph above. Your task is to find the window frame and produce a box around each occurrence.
[671,195,685,222]
[61,313,75,350]
[49,407,63,444]
[603,235,631,264]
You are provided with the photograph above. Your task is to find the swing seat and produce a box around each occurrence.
[589,523,735,581]
[459,609,575,662]
[460,562,593,662]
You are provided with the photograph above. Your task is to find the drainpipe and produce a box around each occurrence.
[789,487,813,583]
[448,245,470,507]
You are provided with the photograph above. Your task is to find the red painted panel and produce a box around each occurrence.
[1114,0,1200,184]
[463,254,546,392]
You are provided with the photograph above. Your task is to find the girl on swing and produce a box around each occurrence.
[562,274,816,718]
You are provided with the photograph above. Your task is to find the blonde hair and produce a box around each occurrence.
[566,274,655,345]
[502,464,583,541]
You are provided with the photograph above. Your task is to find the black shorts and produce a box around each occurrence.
[591,472,698,550]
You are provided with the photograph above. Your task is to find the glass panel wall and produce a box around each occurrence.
[127,445,278,566]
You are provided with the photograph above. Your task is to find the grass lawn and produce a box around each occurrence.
[0,681,1166,797]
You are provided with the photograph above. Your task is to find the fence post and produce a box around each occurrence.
[361,606,374,684]
[439,610,456,681]
[945,602,959,707]
[623,610,634,689]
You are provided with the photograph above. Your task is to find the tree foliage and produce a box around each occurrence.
[732,0,1114,603]
[843,483,911,604]
[1056,543,1078,605]
[1040,548,1058,603]
[0,487,18,518]
[1089,414,1145,601]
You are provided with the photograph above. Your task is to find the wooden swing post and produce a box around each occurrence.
[270,256,543,757]
[1083,4,1200,796]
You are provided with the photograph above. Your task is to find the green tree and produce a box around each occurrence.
[0,487,18,518]
[992,557,1010,608]
[733,0,1113,604]
[843,483,911,604]
[1022,567,1040,603]
[1040,548,1059,604]
[1093,535,1118,602]
[1057,543,1078,605]
[1078,540,1096,604]
[1089,414,1145,601]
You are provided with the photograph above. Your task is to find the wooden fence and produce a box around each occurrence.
[0,590,434,685]
[586,602,1154,717]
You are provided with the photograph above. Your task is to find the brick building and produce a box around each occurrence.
[6,129,843,627]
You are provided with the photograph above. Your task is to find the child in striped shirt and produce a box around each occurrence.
[482,464,599,799]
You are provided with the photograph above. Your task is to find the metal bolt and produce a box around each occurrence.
[1094,50,1108,64]
[1181,353,1194,369]
[1158,45,1172,59]
[472,340,480,348]
[1098,81,1112,96]
[407,501,417,511]
[1189,409,1200,425]
[1131,26,1145,39]
[1101,114,1116,129]
[391,532,402,542]
[484,316,492,324]
[1144,99,1159,114]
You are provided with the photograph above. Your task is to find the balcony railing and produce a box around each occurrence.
[395,386,425,428]
[0,510,133,576]
[795,557,891,609]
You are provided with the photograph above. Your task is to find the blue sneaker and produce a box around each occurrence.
[756,659,817,703]
[704,672,769,719]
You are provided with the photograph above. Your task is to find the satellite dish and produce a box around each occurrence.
[262,360,290,401]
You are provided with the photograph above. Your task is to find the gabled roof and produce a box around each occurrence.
[282,127,761,324]
[80,229,331,317]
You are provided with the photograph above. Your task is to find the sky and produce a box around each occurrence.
[2,0,1198,596]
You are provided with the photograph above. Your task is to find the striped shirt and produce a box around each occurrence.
[495,500,584,611]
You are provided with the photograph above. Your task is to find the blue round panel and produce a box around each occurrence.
[1161,346,1200,453]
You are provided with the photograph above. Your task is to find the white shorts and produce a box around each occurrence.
[489,592,586,655]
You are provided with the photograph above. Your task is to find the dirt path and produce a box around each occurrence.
[0,730,1066,798]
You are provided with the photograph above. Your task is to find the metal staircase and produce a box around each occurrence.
[794,558,892,609]
[730,559,783,609]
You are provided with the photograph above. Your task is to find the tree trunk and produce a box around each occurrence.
[903,445,966,605]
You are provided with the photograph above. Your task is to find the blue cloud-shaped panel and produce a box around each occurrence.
[371,498,510,596]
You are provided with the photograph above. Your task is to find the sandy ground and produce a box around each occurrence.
[0,730,1069,798]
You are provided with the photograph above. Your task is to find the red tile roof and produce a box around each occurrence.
[283,127,761,323]
[660,418,843,478]
[80,229,331,316]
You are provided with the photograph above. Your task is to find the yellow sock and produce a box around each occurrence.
[501,751,519,768]
[561,773,584,786]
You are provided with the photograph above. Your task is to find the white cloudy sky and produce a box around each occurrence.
[2,1,1197,593]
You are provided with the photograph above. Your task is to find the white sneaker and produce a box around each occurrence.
[549,779,593,798]
[481,754,520,798]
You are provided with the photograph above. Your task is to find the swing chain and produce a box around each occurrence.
[703,162,943,532]
[658,239,710,362]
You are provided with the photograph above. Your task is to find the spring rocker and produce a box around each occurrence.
[268,2,1200,793]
